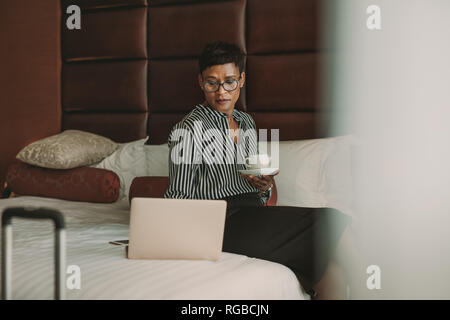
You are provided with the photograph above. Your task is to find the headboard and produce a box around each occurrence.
[61,0,323,144]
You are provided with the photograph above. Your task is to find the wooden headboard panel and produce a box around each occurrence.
[61,0,323,143]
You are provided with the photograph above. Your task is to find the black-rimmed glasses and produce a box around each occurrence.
[202,78,240,93]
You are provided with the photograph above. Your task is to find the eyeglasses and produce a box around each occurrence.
[202,78,240,93]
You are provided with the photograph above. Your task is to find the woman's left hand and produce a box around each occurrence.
[239,170,279,194]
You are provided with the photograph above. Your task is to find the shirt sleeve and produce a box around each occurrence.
[259,188,273,205]
[163,122,199,199]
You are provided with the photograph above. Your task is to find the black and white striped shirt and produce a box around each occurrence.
[163,104,271,204]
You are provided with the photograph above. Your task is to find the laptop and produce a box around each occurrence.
[128,197,227,261]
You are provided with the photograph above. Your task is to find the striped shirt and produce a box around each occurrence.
[163,104,271,204]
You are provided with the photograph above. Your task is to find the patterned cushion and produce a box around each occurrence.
[16,130,118,169]
[6,159,120,203]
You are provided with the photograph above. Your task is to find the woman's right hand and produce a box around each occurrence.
[239,170,279,193]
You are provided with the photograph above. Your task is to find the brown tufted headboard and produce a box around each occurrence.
[61,0,324,144]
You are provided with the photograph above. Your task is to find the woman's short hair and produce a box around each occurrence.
[198,41,245,74]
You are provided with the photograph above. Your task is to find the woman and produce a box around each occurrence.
[164,41,350,299]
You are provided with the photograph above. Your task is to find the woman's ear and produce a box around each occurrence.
[198,74,204,91]
[240,72,246,87]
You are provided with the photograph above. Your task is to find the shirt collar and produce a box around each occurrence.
[198,104,243,121]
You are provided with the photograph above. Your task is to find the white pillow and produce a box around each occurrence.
[143,136,354,215]
[260,135,355,216]
[144,143,170,176]
[91,137,148,201]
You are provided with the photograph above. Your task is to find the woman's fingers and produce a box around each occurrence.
[247,175,272,190]
[261,175,273,183]
[239,171,277,192]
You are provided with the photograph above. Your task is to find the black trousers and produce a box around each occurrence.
[220,192,349,297]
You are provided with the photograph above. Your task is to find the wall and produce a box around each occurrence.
[329,0,450,298]
[0,0,61,193]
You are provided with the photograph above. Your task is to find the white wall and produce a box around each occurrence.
[324,0,450,299]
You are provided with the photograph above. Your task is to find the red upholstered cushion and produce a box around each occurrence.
[129,176,277,206]
[6,159,120,203]
[129,176,169,203]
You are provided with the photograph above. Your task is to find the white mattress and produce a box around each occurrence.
[0,196,309,300]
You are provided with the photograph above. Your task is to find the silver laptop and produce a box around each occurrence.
[128,197,227,261]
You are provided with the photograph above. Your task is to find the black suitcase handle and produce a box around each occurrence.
[2,207,66,300]
[2,207,65,229]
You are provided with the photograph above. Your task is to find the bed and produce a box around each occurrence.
[0,133,354,300]
[0,196,309,299]
[1,0,354,300]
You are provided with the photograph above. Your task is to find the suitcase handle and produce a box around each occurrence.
[2,207,66,300]
[2,207,65,229]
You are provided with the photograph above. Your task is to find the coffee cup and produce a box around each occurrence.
[245,154,271,170]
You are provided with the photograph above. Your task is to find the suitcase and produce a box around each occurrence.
[1,207,66,300]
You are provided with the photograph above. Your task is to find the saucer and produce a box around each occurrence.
[238,168,279,176]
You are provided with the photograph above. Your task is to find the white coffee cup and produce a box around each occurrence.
[245,154,271,169]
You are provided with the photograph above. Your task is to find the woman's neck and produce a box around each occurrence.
[203,100,235,120]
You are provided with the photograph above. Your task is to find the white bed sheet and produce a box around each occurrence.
[0,196,309,300]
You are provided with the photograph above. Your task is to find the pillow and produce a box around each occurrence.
[143,142,170,176]
[91,137,148,201]
[16,130,118,169]
[142,142,278,205]
[260,135,355,216]
[5,159,120,203]
[129,176,278,206]
[129,176,169,203]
